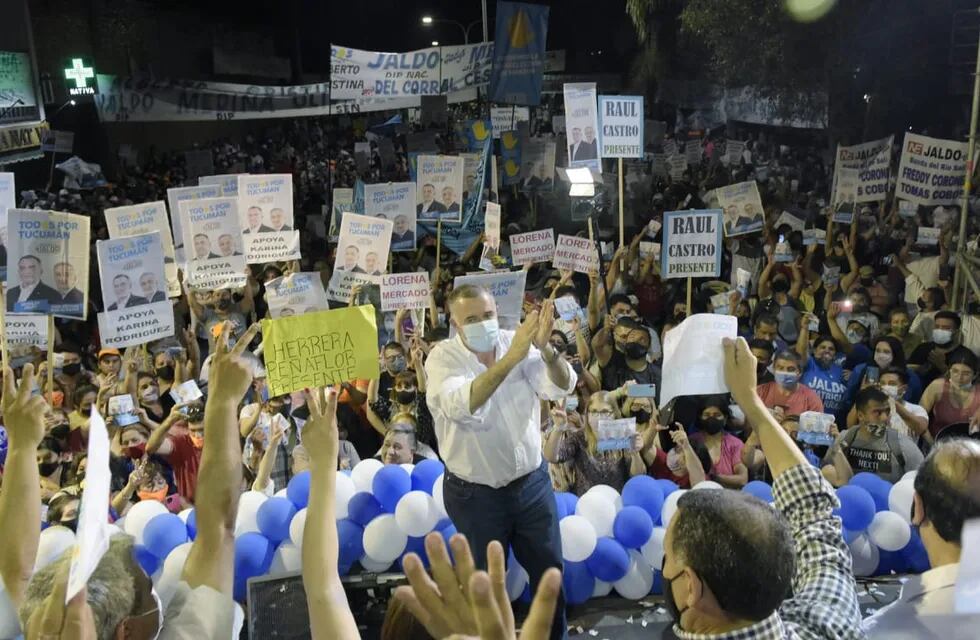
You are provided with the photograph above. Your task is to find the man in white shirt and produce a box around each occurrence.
[879,368,930,440]
[426,284,575,640]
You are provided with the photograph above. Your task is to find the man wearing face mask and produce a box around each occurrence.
[757,350,824,416]
[909,310,963,387]
[599,325,661,398]
[145,403,204,503]
[426,285,575,640]
[822,387,923,485]
[848,264,890,316]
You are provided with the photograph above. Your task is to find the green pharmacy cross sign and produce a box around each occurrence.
[64,58,96,96]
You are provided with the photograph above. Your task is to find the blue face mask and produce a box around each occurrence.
[565,395,579,412]
[461,318,499,353]
[259,386,270,402]
[774,371,797,387]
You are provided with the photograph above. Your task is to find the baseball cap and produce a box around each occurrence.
[98,347,121,359]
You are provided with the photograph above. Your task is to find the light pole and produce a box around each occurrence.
[421,14,484,44]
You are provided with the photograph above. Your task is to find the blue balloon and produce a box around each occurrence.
[554,492,578,519]
[185,509,197,540]
[562,560,595,605]
[143,513,189,560]
[849,473,891,511]
[585,537,630,583]
[373,464,411,513]
[520,582,531,604]
[901,530,931,573]
[654,478,679,499]
[133,544,159,577]
[337,518,364,571]
[622,476,665,524]
[233,533,275,602]
[439,524,457,562]
[411,459,445,494]
[743,480,774,503]
[347,492,384,527]
[650,569,663,595]
[875,549,907,576]
[842,528,859,545]
[398,535,430,571]
[286,471,311,509]
[835,485,876,532]
[613,506,654,549]
[257,497,297,543]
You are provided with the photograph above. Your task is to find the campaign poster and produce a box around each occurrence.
[329,212,393,302]
[364,182,417,252]
[6,209,90,319]
[104,201,181,297]
[380,271,431,312]
[519,138,556,191]
[5,314,47,351]
[489,1,549,105]
[237,174,300,264]
[178,197,247,290]
[95,232,175,348]
[0,172,14,281]
[897,132,969,206]
[685,139,702,165]
[724,140,746,166]
[453,270,528,327]
[553,234,599,275]
[509,229,555,266]
[484,202,502,249]
[416,155,464,223]
[264,272,330,319]
[491,105,530,138]
[668,154,687,181]
[598,96,644,159]
[199,173,248,196]
[832,136,892,204]
[563,83,601,172]
[166,184,221,261]
[331,187,353,241]
[717,181,765,237]
[661,209,723,280]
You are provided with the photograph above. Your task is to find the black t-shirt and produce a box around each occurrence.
[908,341,955,388]
[600,351,662,400]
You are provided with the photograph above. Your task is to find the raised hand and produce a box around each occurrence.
[722,337,759,406]
[533,299,556,351]
[207,322,261,401]
[2,364,47,448]
[23,561,97,639]
[510,310,540,361]
[302,385,339,467]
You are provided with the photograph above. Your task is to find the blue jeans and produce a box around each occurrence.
[443,461,567,640]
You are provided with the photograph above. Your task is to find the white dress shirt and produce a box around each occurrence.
[16,281,37,303]
[425,330,577,488]
[862,563,958,638]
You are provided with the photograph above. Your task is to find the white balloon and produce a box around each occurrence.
[177,509,193,524]
[400,463,415,474]
[640,527,667,568]
[359,554,393,573]
[335,472,357,520]
[592,579,613,598]
[394,491,440,537]
[559,515,597,562]
[0,579,22,639]
[123,500,169,545]
[692,480,723,491]
[848,534,880,577]
[888,479,916,524]
[234,490,269,537]
[269,541,302,574]
[868,511,911,552]
[661,489,687,527]
[274,488,290,499]
[431,473,448,518]
[156,542,194,609]
[576,490,617,538]
[613,550,654,600]
[114,516,126,531]
[289,508,308,549]
[34,526,76,571]
[351,458,385,493]
[363,514,408,563]
[505,561,529,601]
[901,470,918,483]
[586,484,623,512]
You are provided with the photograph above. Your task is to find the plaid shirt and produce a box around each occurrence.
[674,464,865,640]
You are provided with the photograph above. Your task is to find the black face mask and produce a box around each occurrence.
[61,362,81,376]
[860,277,874,287]
[155,365,175,381]
[698,416,726,435]
[395,390,417,405]
[631,409,652,424]
[662,562,688,629]
[623,342,648,360]
[771,278,789,294]
[917,298,928,311]
[216,299,232,311]
[38,461,59,476]
[50,424,70,440]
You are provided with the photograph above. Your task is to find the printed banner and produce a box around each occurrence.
[897,132,969,206]
[416,155,464,223]
[685,139,701,165]
[179,197,247,290]
[509,229,554,266]
[0,172,15,282]
[832,168,860,208]
[6,209,90,319]
[833,136,893,204]
[330,42,493,100]
[489,1,549,105]
[563,83,601,172]
[598,96,644,159]
[331,187,353,241]
[553,234,599,274]
[364,182,417,252]
[661,209,723,280]
[520,138,556,191]
[491,105,530,137]
[5,314,47,350]
[95,232,175,348]
[380,271,431,312]
[500,130,524,186]
[166,184,222,260]
[264,272,330,319]
[717,181,765,237]
[329,212,393,302]
[261,305,380,396]
[724,140,746,166]
[668,154,687,181]
[596,418,636,452]
[484,202,502,250]
[238,174,300,263]
[104,201,181,297]
[453,270,528,323]
[199,173,247,196]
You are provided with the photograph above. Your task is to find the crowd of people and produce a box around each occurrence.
[0,101,978,639]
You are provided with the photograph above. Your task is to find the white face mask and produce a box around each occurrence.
[565,394,579,412]
[881,385,900,399]
[874,352,893,368]
[460,318,499,353]
[933,329,953,345]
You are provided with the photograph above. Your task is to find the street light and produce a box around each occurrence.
[420,14,484,44]
[421,15,433,24]
[431,41,439,46]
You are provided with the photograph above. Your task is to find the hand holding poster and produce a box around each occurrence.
[553,234,599,274]
[381,271,431,312]
[329,212,393,302]
[238,174,300,263]
[261,305,379,397]
[265,272,330,318]
[598,96,643,159]
[453,270,528,327]
[717,181,765,237]
[897,132,968,206]
[179,197,247,290]
[104,201,180,297]
[832,136,892,204]
[364,182,417,252]
[661,210,723,280]
[509,228,555,266]
[596,418,636,452]
[563,83,601,172]
[659,314,737,406]
[417,155,465,222]
[166,184,221,259]
[6,209,90,319]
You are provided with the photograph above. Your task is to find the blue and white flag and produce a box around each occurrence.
[489,1,549,106]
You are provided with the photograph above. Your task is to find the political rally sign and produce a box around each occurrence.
[104,201,181,297]
[416,155,464,223]
[598,95,643,159]
[178,197,247,290]
[519,138,556,192]
[329,212,393,302]
[238,174,300,263]
[661,209,723,280]
[4,314,47,350]
[380,271,431,312]
[552,234,599,275]
[509,228,555,266]
[264,272,330,319]
[166,184,221,260]
[453,270,528,325]
[724,140,745,166]
[331,187,353,241]
[199,173,247,196]
[6,209,90,319]
[716,181,765,237]
[364,182,417,252]
[484,202,502,249]
[563,83,601,172]
[95,232,175,348]
[261,305,380,396]
[897,132,969,206]
[491,105,530,138]
[489,1,549,105]
[832,136,893,204]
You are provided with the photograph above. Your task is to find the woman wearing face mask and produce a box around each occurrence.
[845,335,922,407]
[758,248,803,344]
[37,436,68,502]
[542,392,647,495]
[367,368,437,456]
[690,398,748,489]
[136,372,175,424]
[919,347,980,438]
[367,342,412,412]
[45,487,81,532]
[66,385,98,453]
[825,295,872,368]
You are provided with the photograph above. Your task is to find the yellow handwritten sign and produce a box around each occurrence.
[261,305,379,396]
